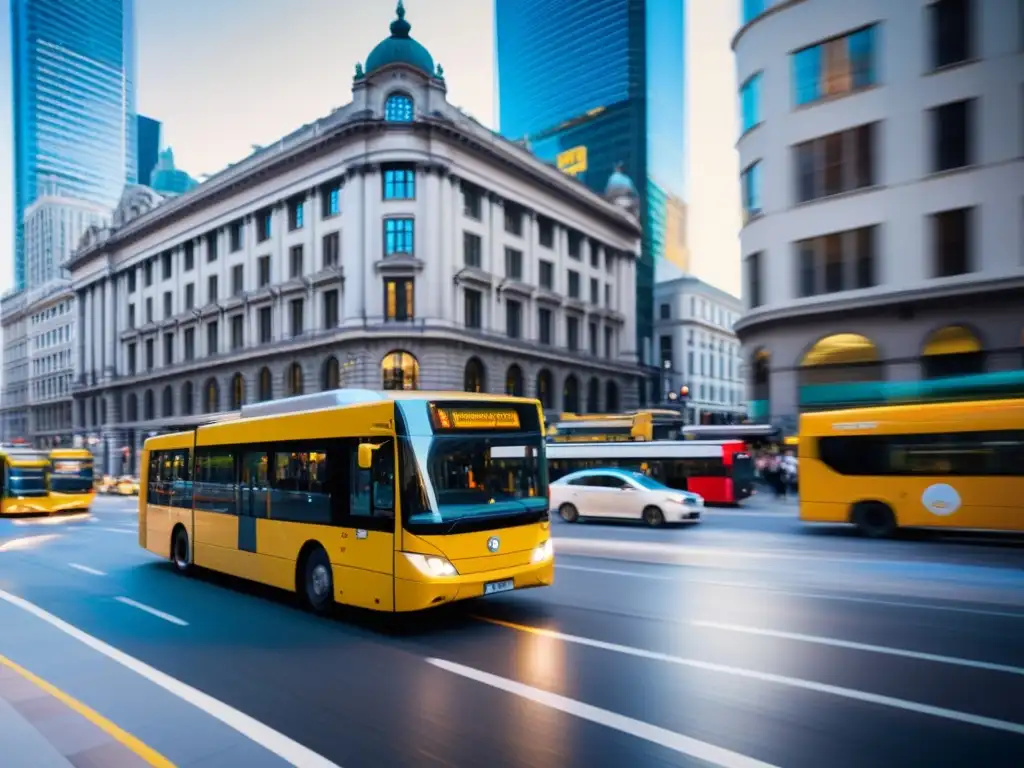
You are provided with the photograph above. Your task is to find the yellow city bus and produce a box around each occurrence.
[47,448,96,512]
[139,390,554,613]
[0,448,51,515]
[799,399,1023,538]
[549,410,686,442]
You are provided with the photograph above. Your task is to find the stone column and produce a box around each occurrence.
[104,277,115,378]
[83,287,94,382]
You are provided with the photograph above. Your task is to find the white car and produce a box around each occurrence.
[549,469,704,526]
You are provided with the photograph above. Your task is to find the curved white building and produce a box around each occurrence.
[733,0,1024,430]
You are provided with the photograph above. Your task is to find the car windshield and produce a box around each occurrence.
[409,434,548,525]
[50,459,94,493]
[9,466,48,497]
[628,472,671,491]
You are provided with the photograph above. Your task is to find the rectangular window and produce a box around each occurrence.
[289,245,304,279]
[257,211,272,243]
[184,328,195,362]
[931,0,972,69]
[145,297,153,324]
[144,261,153,287]
[258,255,271,288]
[323,289,339,328]
[464,289,483,329]
[232,264,244,297]
[127,270,136,292]
[589,321,598,356]
[739,72,762,134]
[793,122,876,203]
[538,308,552,345]
[796,225,878,296]
[128,304,136,328]
[538,217,554,248]
[604,326,613,358]
[193,448,237,515]
[566,316,579,351]
[538,260,554,290]
[659,302,670,320]
[231,315,244,350]
[590,278,599,305]
[161,251,172,280]
[462,185,482,219]
[208,275,218,304]
[207,321,218,356]
[384,278,414,321]
[747,252,763,308]
[259,307,272,344]
[290,298,304,338]
[506,300,522,339]
[567,270,580,298]
[504,247,523,280]
[931,99,973,172]
[322,232,340,267]
[288,198,305,230]
[659,334,673,366]
[229,222,242,253]
[463,232,482,268]
[605,284,611,307]
[184,242,194,271]
[163,291,172,318]
[742,0,766,26]
[741,161,762,222]
[383,166,416,199]
[504,204,523,236]
[384,218,414,256]
[567,232,582,260]
[792,25,877,107]
[933,207,973,277]
[127,343,136,374]
[322,184,340,217]
[145,338,154,370]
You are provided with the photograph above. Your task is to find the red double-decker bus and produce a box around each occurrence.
[538,440,753,505]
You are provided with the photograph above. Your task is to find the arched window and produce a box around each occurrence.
[203,378,220,414]
[286,363,304,396]
[126,393,138,422]
[586,377,600,413]
[257,367,273,401]
[799,333,882,409]
[322,357,340,391]
[143,389,155,421]
[605,380,619,413]
[505,365,524,397]
[231,373,245,410]
[384,93,414,122]
[562,374,580,413]
[181,382,194,416]
[381,350,419,390]
[536,369,554,409]
[161,386,174,418]
[464,357,486,393]
[920,325,985,379]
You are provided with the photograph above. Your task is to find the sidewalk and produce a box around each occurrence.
[0,657,156,768]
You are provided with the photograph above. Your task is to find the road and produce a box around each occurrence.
[1,495,1023,767]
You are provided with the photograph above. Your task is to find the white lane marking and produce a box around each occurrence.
[0,589,342,768]
[12,513,92,526]
[429,658,778,768]
[0,534,61,552]
[98,527,136,535]
[692,620,1024,677]
[490,624,1024,736]
[114,597,189,626]
[555,564,1024,620]
[705,511,796,519]
[68,563,107,577]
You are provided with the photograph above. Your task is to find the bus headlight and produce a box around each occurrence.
[403,552,458,577]
[531,539,554,563]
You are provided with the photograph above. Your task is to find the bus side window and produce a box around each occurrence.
[372,440,395,515]
[0,459,6,495]
[349,439,395,526]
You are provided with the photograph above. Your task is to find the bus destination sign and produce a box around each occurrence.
[435,408,521,430]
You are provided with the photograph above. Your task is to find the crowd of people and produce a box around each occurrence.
[754,449,798,498]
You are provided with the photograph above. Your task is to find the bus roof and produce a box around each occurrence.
[237,389,539,420]
[49,448,92,459]
[1,448,50,466]
[799,398,1024,435]
[494,439,743,460]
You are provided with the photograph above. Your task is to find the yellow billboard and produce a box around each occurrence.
[556,146,588,176]
[663,194,689,272]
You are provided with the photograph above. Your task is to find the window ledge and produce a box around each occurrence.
[925,58,980,77]
[924,164,977,182]
[791,183,883,210]
[736,121,764,147]
[793,83,879,113]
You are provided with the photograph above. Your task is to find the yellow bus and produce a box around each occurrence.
[799,399,1023,538]
[139,390,554,613]
[0,448,51,515]
[47,448,96,512]
[549,410,686,442]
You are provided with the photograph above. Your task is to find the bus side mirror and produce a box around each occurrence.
[357,443,376,470]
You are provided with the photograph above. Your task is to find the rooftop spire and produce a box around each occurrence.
[390,0,411,38]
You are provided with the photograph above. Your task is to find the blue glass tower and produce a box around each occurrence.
[10,0,137,290]
[496,0,686,404]
[136,115,162,187]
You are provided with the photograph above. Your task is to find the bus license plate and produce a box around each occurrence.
[484,579,514,596]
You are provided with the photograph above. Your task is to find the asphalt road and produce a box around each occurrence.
[1,495,1023,767]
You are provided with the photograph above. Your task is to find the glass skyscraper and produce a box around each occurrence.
[496,0,686,404]
[10,0,137,290]
[136,115,162,188]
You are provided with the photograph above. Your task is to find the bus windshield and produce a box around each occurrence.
[8,466,48,497]
[410,434,548,527]
[49,459,94,494]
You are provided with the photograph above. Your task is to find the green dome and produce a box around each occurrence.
[365,1,435,77]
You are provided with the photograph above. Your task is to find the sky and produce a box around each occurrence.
[0,0,496,295]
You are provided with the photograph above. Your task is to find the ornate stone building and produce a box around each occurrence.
[67,4,644,474]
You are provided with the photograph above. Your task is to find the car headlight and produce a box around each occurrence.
[531,539,554,563]
[403,552,458,577]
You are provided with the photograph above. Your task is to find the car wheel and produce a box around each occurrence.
[559,503,580,523]
[642,506,665,527]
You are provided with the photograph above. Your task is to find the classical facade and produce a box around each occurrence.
[734,0,1024,431]
[66,4,644,474]
[0,281,76,447]
[654,277,746,424]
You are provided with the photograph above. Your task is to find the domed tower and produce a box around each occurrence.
[605,163,640,216]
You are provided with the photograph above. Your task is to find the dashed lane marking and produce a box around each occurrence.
[68,563,107,577]
[114,597,189,626]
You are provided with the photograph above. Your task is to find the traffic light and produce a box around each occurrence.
[679,385,690,400]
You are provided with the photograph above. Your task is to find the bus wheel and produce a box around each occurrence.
[302,547,334,613]
[643,506,665,527]
[852,502,897,539]
[559,503,579,523]
[171,526,191,574]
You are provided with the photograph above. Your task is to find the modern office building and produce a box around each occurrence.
[495,0,687,402]
[654,276,746,424]
[10,0,137,290]
[67,4,645,474]
[137,115,162,187]
[149,148,200,197]
[734,0,1024,432]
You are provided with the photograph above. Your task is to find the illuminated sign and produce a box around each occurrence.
[556,146,587,176]
[435,409,521,430]
[53,460,84,474]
